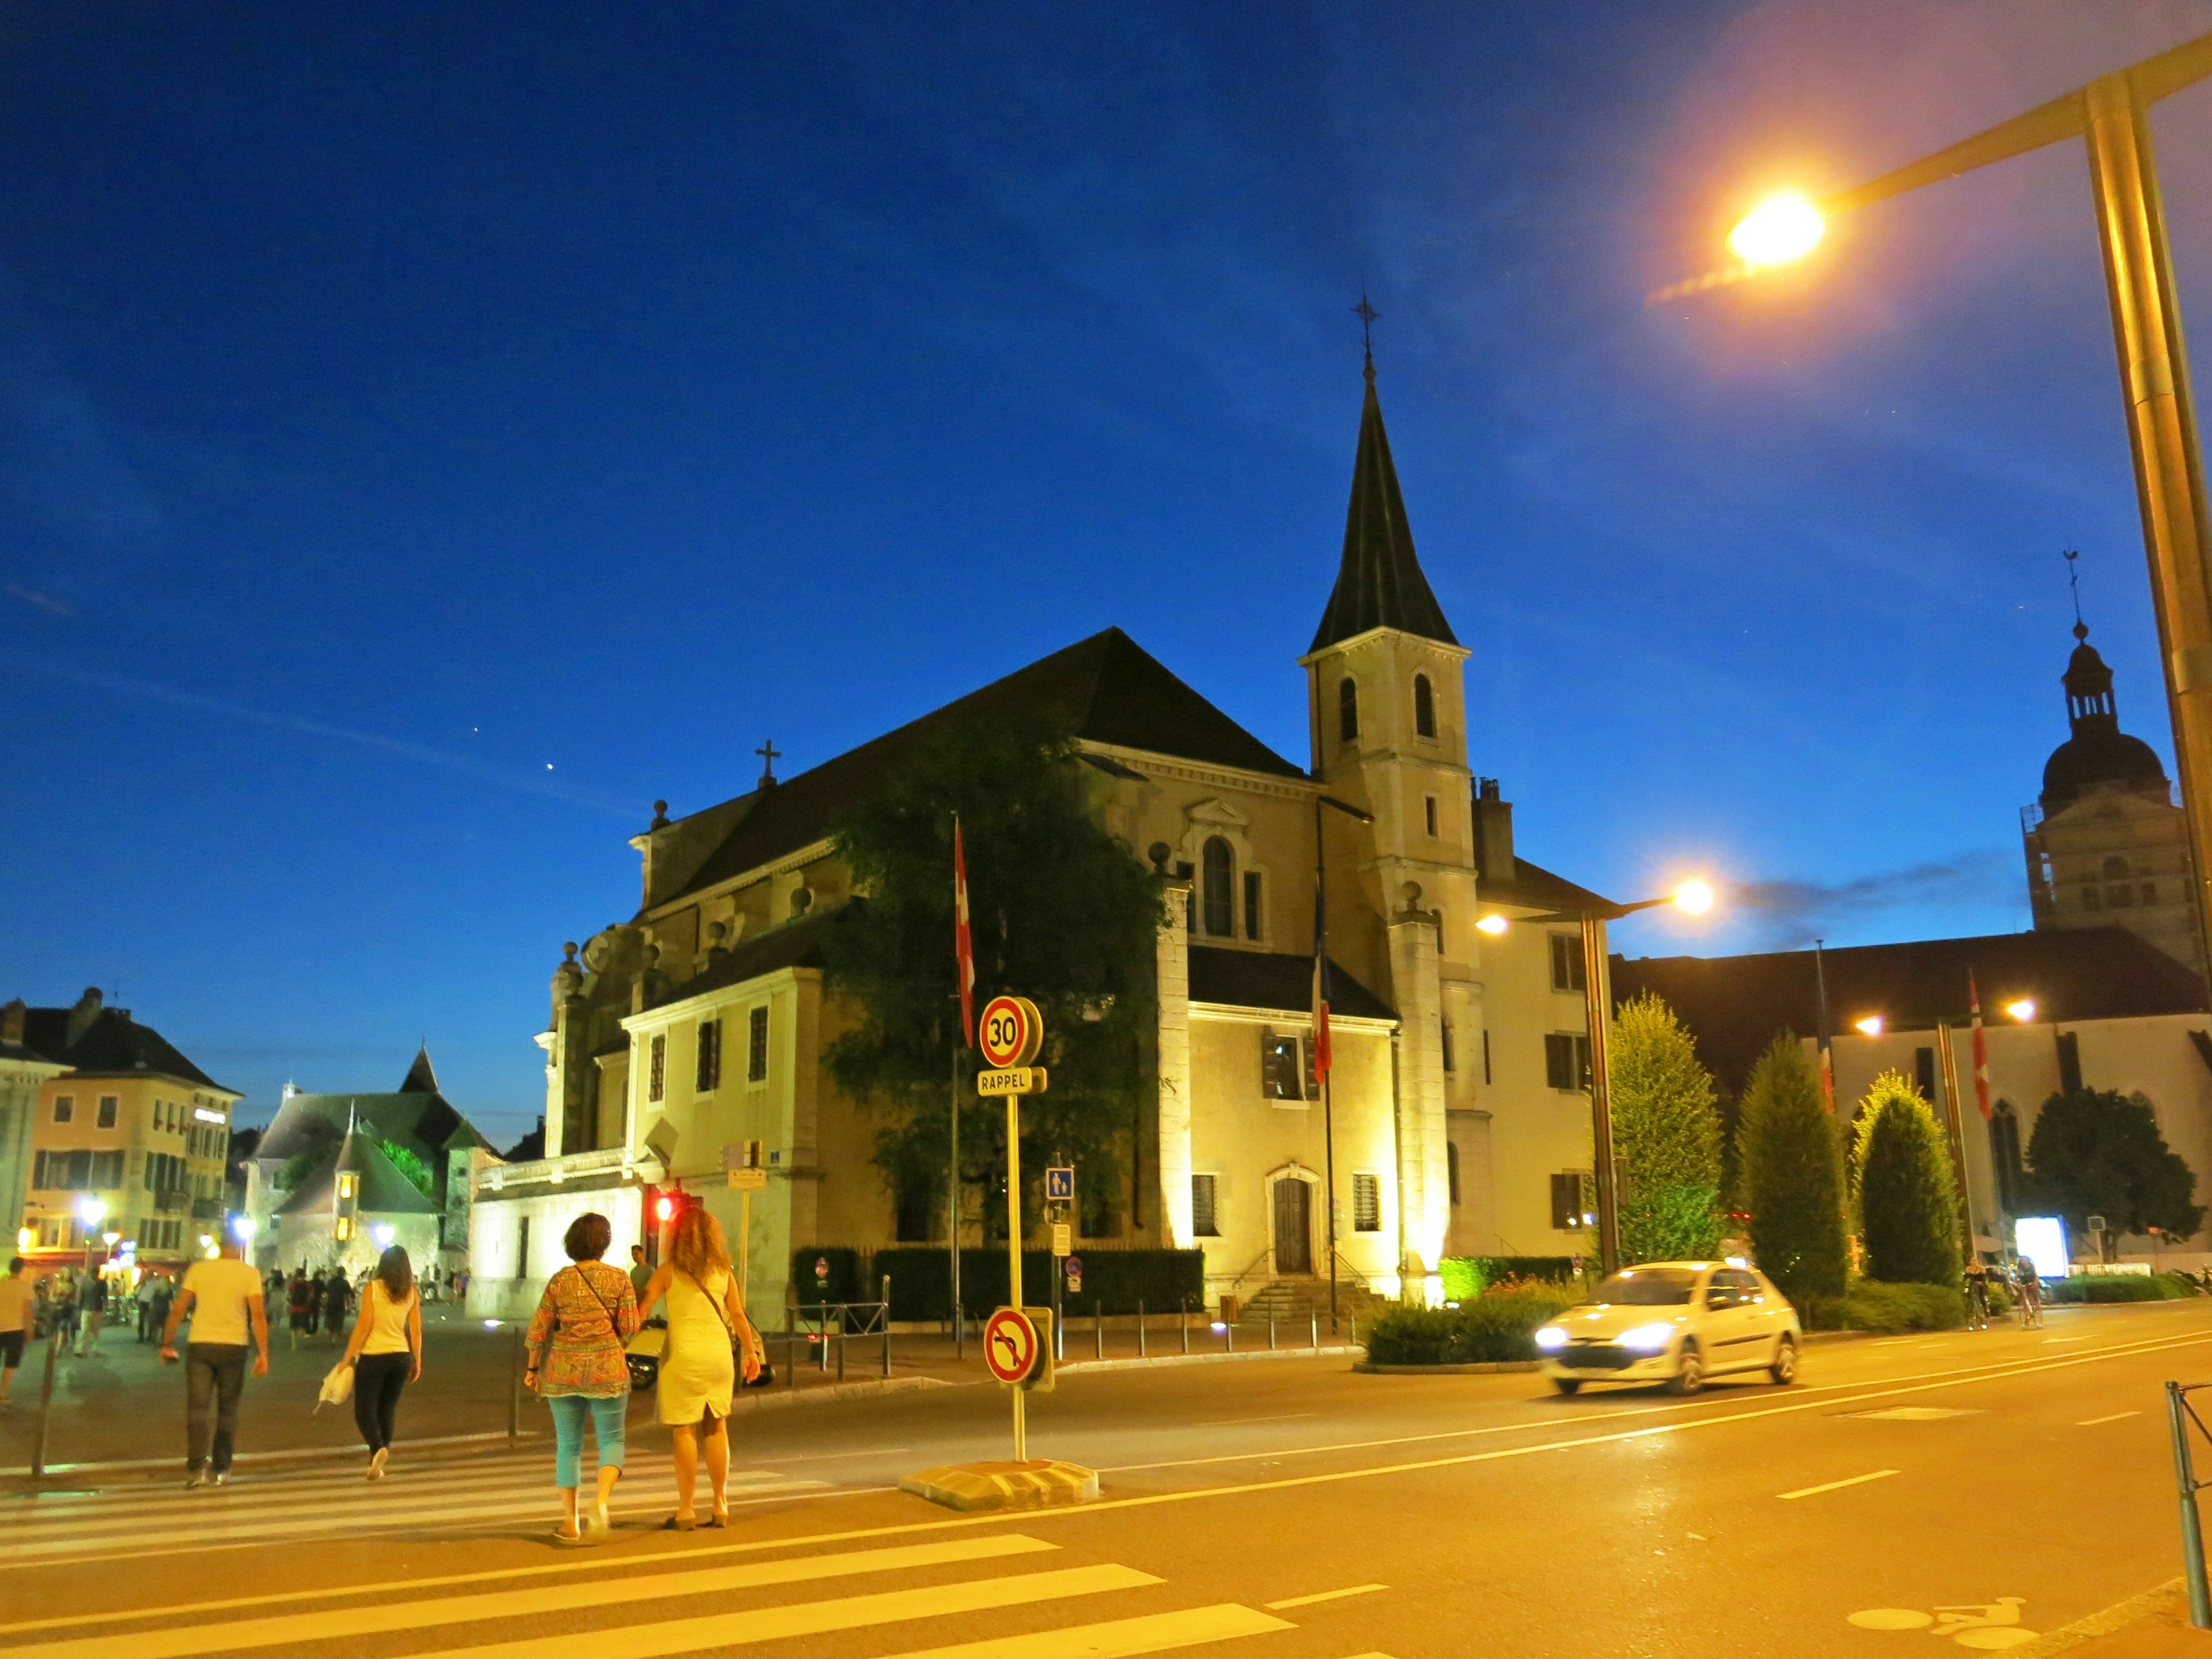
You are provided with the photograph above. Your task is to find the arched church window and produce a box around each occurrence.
[1338,677,1358,743]
[1989,1100,2024,1216]
[1414,674,1436,738]
[1202,836,1234,937]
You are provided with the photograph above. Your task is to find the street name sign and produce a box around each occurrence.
[726,1167,768,1191]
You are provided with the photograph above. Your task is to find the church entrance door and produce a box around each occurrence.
[1272,1178,1312,1275]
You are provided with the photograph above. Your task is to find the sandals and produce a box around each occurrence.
[704,1510,730,1529]
[552,1527,588,1547]
[660,1515,696,1532]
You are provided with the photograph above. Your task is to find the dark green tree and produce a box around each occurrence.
[379,1138,435,1200]
[822,713,1165,1239]
[2027,1087,2204,1245]
[1851,1071,1961,1287]
[1736,1033,1847,1302]
[1608,991,1724,1262]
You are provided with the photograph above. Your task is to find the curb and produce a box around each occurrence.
[2001,1580,2184,1659]
[1353,1360,1540,1374]
[733,1375,954,1414]
[1059,1344,1364,1374]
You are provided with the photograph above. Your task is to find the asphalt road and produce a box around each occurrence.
[3,1299,2208,1659]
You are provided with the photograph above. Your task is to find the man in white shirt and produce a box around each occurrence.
[0,1257,34,1404]
[161,1236,270,1487]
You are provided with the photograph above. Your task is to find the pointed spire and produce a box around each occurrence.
[1309,313,1457,653]
[399,1047,439,1094]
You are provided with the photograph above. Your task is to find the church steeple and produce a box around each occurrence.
[1309,330,1457,653]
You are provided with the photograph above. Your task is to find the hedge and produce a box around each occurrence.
[1796,1279,1964,1334]
[1439,1257,1581,1302]
[1364,1282,1583,1366]
[2044,1273,2200,1304]
[864,1247,1205,1320]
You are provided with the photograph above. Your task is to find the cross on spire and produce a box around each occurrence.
[756,738,782,786]
[1352,291,1380,378]
[2065,548,2088,639]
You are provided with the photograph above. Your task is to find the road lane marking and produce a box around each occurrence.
[403,1562,1162,1658]
[1194,1414,1316,1427]
[757,1447,912,1464]
[1850,1407,1978,1421]
[7,1536,1062,1659]
[2080,1411,2142,1426]
[18,1323,2212,1625]
[868,1604,1293,1658]
[2043,1337,2084,1344]
[1263,1585,1387,1609]
[1779,1469,1899,1500]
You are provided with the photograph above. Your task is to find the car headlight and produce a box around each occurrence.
[1534,1325,1569,1351]
[1619,1323,1676,1351]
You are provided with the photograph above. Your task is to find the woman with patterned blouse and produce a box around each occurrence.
[525,1211,639,1544]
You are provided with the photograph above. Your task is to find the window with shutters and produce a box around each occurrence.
[1550,1171,1595,1230]
[647,1034,666,1103]
[1545,1032,1590,1091]
[1260,1029,1304,1101]
[1352,1172,1381,1231]
[749,1006,771,1081]
[695,1018,721,1091]
[1338,677,1358,742]
[1202,837,1234,937]
[1191,1173,1220,1236]
[1548,933,1586,992]
[1414,673,1436,738]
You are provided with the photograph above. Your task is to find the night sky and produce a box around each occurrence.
[5,3,2211,1145]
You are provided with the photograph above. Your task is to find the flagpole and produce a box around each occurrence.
[1313,795,1338,1333]
[1813,938,1836,1112]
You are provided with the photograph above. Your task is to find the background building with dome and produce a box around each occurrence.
[2022,620,2203,976]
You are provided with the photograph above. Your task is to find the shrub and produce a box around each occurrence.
[1609,992,1725,1262]
[1441,1256,1580,1300]
[1365,1282,1582,1365]
[1737,1034,1848,1302]
[2043,1274,2195,1304]
[1853,1073,1961,1288]
[1840,1279,1965,1333]
[1439,1258,1486,1303]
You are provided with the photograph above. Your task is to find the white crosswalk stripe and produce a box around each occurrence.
[0,1527,1317,1659]
[0,1450,835,1563]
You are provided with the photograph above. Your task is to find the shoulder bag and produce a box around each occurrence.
[691,1268,775,1390]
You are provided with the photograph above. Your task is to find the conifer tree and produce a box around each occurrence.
[1852,1071,1961,1287]
[1608,991,1724,1262]
[1737,1033,1847,1303]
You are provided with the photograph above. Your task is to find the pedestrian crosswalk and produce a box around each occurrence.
[0,1448,838,1565]
[0,1528,1342,1659]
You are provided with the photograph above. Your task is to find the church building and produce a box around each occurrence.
[468,359,1620,1319]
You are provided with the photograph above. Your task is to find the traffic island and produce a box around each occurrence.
[899,1459,1101,1513]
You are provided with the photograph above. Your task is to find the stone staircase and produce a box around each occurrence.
[1233,1274,1395,1331]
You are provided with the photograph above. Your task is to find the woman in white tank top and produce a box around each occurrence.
[340,1246,423,1480]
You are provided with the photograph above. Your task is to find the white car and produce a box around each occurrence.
[1535,1262,1801,1396]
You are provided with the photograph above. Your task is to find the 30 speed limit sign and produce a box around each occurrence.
[978,995,1043,1069]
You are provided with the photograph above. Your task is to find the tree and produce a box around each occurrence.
[822,713,1165,1238]
[1852,1072,1960,1287]
[1608,991,1724,1262]
[380,1138,435,1200]
[2027,1087,2204,1246]
[1736,1033,1847,1302]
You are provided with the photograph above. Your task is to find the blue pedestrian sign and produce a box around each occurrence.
[1045,1166,1075,1204]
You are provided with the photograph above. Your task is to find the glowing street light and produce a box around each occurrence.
[1475,913,1510,935]
[1726,191,1825,265]
[230,1215,258,1245]
[1672,879,1715,915]
[1855,1015,1885,1036]
[2006,998,2039,1022]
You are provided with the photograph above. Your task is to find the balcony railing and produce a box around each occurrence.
[477,1146,628,1195]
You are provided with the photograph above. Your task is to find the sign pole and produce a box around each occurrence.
[1006,1088,1024,1463]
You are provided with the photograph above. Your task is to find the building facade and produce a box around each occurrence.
[471,361,1620,1318]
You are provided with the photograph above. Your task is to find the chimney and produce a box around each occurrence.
[1472,778,1514,881]
[66,986,104,1047]
[1,999,24,1047]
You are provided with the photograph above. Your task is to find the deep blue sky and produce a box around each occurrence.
[5,2,2211,1144]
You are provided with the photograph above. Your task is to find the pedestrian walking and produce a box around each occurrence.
[0,1257,33,1405]
[50,1275,79,1349]
[637,1208,762,1531]
[524,1211,638,1545]
[140,1274,175,1344]
[1964,1257,1991,1330]
[161,1234,271,1487]
[320,1270,353,1344]
[75,1271,108,1356]
[338,1245,422,1480]
[286,1271,315,1349]
[628,1245,652,1305]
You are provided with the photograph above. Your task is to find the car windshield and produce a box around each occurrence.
[1588,1268,1698,1306]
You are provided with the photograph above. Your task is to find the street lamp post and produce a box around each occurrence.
[1719,31,2212,977]
[1479,881,1714,1276]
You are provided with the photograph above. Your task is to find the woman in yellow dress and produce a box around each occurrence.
[638,1207,763,1528]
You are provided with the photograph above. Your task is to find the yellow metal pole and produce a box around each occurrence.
[2084,69,2212,981]
[1006,1090,1025,1463]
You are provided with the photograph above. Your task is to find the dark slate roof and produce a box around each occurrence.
[399,1047,441,1094]
[645,910,836,1009]
[256,1085,491,1167]
[17,1001,230,1092]
[662,628,1305,906]
[274,1130,441,1218]
[1309,369,1457,653]
[1479,855,1617,916]
[1611,927,2209,1099]
[1188,947,1396,1021]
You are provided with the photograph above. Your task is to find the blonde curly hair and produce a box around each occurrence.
[667,1205,732,1282]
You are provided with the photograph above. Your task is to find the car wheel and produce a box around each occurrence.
[1769,1336,1797,1386]
[1552,1377,1582,1396]
[1667,1343,1703,1395]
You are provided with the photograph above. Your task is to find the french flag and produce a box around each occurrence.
[954,816,975,1051]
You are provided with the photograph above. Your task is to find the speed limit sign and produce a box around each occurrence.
[978,995,1043,1069]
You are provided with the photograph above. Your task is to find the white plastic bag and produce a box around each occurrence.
[316,1361,355,1410]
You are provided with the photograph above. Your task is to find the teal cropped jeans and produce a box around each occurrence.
[547,1392,627,1487]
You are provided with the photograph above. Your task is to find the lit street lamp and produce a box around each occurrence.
[1715,31,2212,975]
[1477,881,1718,1274]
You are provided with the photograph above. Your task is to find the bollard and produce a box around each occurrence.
[1137,1299,1146,1358]
[1310,1311,1318,1350]
[1225,1317,1233,1354]
[837,1315,847,1384]
[1268,1313,1277,1351]
[507,1323,524,1448]
[786,1298,798,1390]
[1094,1298,1104,1360]
[882,1277,892,1379]
[2170,1382,2212,1628]
[1180,1300,1190,1355]
[29,1328,62,1478]
[1350,1314,1358,1349]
